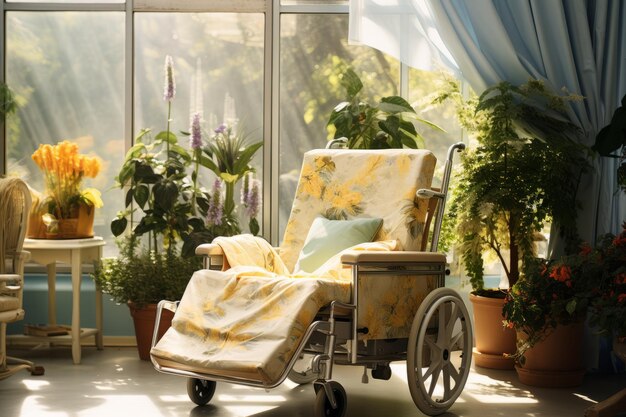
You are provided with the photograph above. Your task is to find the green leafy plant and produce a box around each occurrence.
[436,80,590,294]
[326,67,440,149]
[593,93,626,192]
[588,223,626,339]
[111,127,201,255]
[93,235,202,307]
[0,82,17,117]
[202,124,262,233]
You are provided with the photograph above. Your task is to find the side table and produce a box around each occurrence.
[20,236,105,364]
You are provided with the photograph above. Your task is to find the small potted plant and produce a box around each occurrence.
[502,252,596,387]
[435,79,590,369]
[29,140,103,239]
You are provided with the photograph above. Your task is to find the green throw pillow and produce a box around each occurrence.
[294,216,383,273]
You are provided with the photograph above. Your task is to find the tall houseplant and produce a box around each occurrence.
[93,55,262,359]
[437,80,589,368]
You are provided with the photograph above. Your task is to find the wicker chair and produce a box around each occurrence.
[0,177,44,380]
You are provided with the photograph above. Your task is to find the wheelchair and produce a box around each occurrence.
[150,142,471,417]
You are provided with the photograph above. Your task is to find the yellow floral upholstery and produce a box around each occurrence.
[280,149,436,272]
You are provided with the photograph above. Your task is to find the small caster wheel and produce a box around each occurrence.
[187,378,216,406]
[314,381,347,417]
[30,366,45,376]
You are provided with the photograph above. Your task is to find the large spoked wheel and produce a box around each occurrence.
[187,378,217,406]
[288,353,318,385]
[314,381,347,417]
[407,288,473,416]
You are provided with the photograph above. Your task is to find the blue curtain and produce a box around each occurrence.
[428,0,626,245]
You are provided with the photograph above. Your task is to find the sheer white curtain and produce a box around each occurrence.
[348,0,457,72]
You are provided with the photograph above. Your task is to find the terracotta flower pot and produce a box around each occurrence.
[515,321,585,387]
[470,293,516,369]
[128,302,174,361]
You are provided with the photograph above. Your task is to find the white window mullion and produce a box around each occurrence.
[125,0,134,150]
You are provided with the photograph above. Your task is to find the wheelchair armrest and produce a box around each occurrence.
[195,243,224,256]
[195,243,227,270]
[340,250,446,265]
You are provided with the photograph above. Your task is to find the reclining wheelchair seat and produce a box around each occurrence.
[150,143,472,417]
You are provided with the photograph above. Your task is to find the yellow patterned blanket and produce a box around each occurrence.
[150,234,397,386]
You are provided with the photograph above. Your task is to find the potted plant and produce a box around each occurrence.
[436,80,590,369]
[93,55,262,360]
[93,237,202,360]
[29,141,103,238]
[502,252,595,387]
[326,67,440,149]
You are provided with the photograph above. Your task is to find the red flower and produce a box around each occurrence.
[613,235,626,247]
[618,293,626,303]
[550,265,571,283]
[579,244,592,256]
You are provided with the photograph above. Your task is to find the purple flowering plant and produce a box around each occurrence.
[110,55,262,260]
[200,123,263,237]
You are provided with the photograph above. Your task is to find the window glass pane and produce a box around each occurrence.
[134,13,265,234]
[5,11,125,256]
[279,13,400,240]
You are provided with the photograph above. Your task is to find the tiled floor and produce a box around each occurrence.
[1,345,624,417]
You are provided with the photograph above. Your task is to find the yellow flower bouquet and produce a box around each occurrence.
[29,140,103,238]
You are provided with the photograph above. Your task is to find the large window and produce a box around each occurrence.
[2,0,463,251]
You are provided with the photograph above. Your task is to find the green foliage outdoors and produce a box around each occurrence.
[435,79,591,292]
[326,67,441,149]
[0,83,17,117]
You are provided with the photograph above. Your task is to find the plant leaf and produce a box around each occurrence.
[134,184,149,209]
[111,216,127,237]
[566,299,577,315]
[379,96,416,114]
[340,68,363,99]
